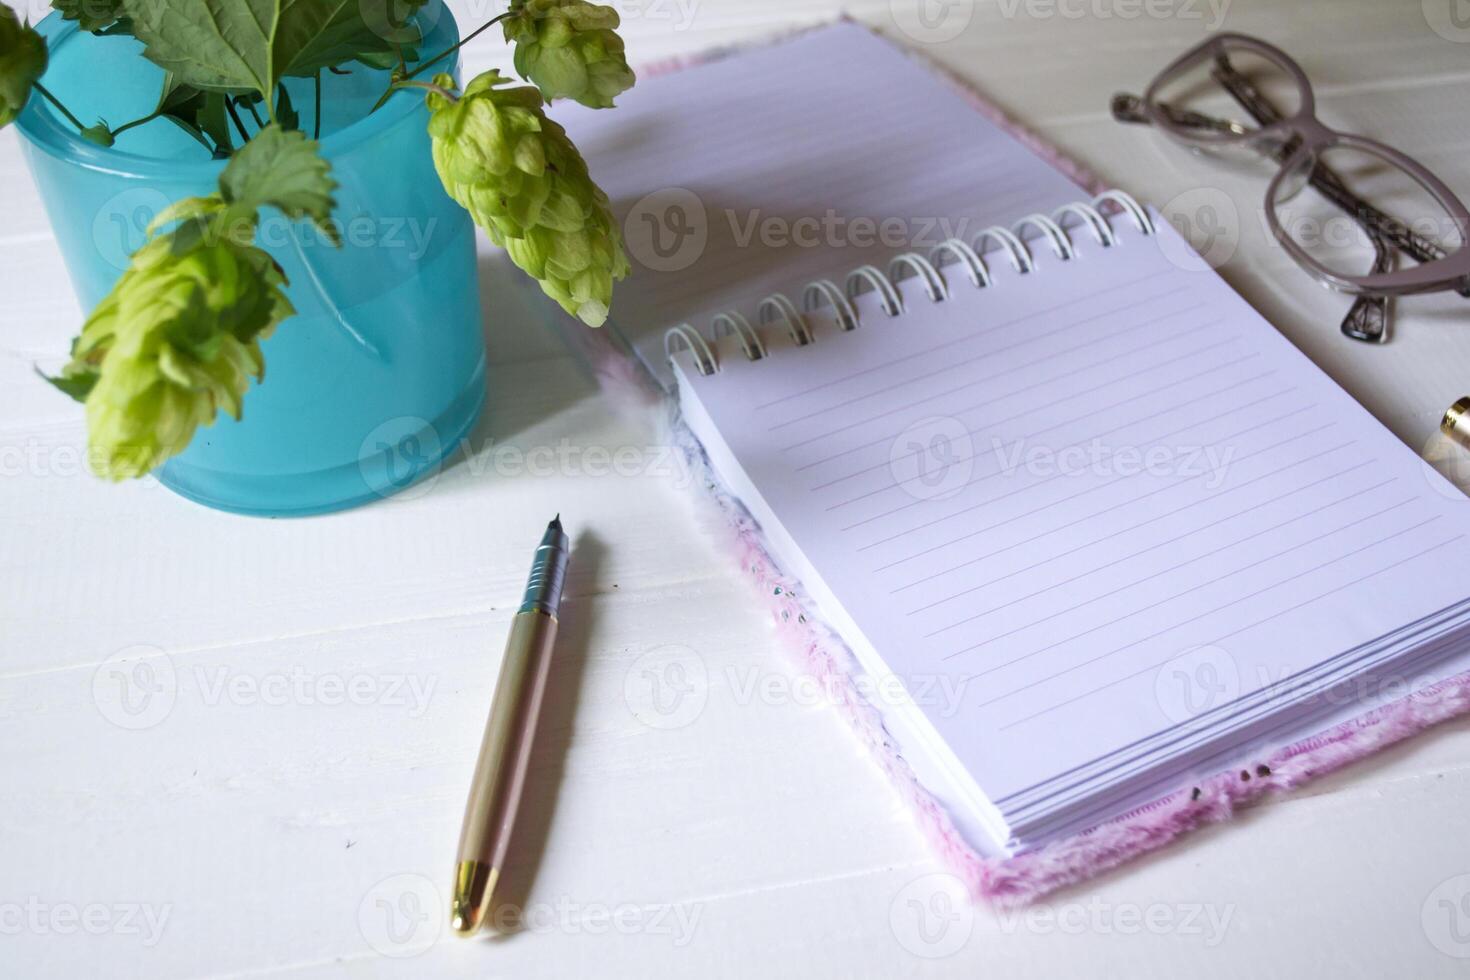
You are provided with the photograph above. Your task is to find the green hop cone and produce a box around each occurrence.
[426,70,629,327]
[44,124,337,480]
[54,231,293,480]
[503,0,635,109]
[0,6,47,129]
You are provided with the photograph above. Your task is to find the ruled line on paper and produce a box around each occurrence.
[933,493,1409,652]
[838,368,1282,534]
[752,268,1174,412]
[776,302,1211,449]
[805,323,1230,485]
[965,515,1443,692]
[852,399,1323,552]
[994,536,1465,732]
[889,459,1381,593]
[771,292,1202,439]
[904,475,1398,616]
[770,300,1202,436]
[870,392,1327,572]
[950,503,1424,672]
[826,354,1266,515]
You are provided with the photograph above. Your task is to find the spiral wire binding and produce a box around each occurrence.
[711,311,766,361]
[802,279,858,332]
[760,292,816,346]
[665,191,1152,377]
[846,265,905,317]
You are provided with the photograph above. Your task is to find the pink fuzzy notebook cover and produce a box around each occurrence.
[544,19,1470,905]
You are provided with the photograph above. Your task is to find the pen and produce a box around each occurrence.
[451,515,570,936]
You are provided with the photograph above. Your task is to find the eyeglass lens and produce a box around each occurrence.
[1271,144,1466,286]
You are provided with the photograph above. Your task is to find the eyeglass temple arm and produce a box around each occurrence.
[1111,90,1394,343]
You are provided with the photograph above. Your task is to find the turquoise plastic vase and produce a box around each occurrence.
[15,3,486,516]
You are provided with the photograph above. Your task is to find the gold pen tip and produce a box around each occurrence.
[450,862,498,937]
[450,903,483,937]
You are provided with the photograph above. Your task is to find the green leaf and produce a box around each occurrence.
[154,76,235,155]
[219,123,339,242]
[283,1,418,78]
[52,0,127,33]
[0,7,47,129]
[353,49,398,71]
[195,92,237,155]
[38,365,98,402]
[120,0,266,94]
[121,0,426,106]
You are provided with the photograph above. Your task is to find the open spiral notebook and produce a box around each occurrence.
[546,22,1470,870]
[665,195,1470,854]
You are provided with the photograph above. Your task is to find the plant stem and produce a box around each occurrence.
[404,12,511,80]
[313,72,322,140]
[110,110,164,138]
[224,97,251,143]
[391,79,459,102]
[31,82,89,134]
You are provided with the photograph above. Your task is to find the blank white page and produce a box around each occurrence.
[671,216,1470,822]
[555,22,1084,384]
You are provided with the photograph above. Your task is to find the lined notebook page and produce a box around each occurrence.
[671,218,1470,815]
[554,22,1084,384]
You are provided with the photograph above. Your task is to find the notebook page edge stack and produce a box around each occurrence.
[667,196,1470,856]
[672,356,1019,857]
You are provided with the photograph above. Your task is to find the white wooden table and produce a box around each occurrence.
[5,1,1470,976]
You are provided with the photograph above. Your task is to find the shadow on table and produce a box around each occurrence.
[422,253,615,497]
[481,528,604,941]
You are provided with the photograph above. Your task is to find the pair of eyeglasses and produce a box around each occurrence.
[1114,33,1470,344]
